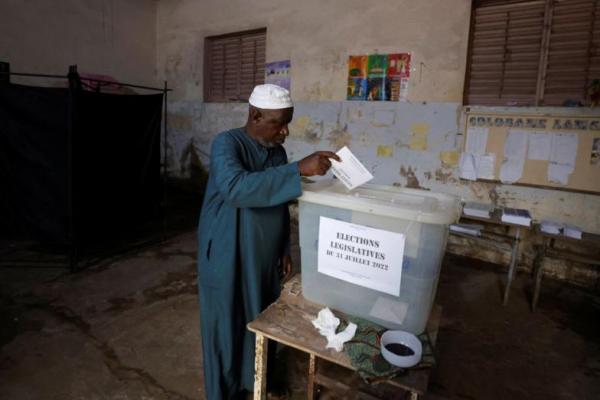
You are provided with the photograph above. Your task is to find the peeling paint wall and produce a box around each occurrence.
[157,0,600,288]
[157,0,470,102]
[1,0,157,86]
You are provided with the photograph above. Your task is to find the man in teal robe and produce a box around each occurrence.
[197,84,339,399]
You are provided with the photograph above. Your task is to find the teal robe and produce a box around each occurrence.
[197,127,302,400]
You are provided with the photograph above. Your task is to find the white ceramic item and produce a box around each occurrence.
[380,330,422,368]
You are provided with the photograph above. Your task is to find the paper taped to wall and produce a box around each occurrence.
[459,152,477,180]
[475,153,496,179]
[548,162,573,185]
[547,132,578,185]
[465,127,489,155]
[550,133,578,166]
[500,130,528,183]
[330,146,374,189]
[527,132,552,161]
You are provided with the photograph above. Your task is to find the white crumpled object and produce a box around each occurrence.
[311,307,357,352]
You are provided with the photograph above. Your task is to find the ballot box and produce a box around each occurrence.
[298,180,460,334]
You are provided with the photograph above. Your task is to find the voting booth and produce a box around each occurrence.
[298,180,460,334]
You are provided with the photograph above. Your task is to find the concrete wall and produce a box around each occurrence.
[157,0,468,102]
[159,0,600,287]
[0,0,157,87]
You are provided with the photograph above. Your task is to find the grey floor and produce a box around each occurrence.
[1,230,599,399]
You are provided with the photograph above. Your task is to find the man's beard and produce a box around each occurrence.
[256,137,281,148]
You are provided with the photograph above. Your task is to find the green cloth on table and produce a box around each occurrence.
[339,316,436,384]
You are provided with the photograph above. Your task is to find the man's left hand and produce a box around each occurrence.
[280,255,292,281]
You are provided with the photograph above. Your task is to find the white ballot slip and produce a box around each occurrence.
[330,146,374,190]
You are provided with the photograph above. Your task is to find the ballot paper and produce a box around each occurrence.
[564,225,582,240]
[501,207,532,227]
[540,220,563,235]
[463,202,493,219]
[330,146,373,190]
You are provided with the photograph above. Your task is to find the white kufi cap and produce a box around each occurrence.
[248,84,293,109]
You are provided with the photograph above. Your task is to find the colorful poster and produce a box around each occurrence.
[347,77,367,100]
[387,53,411,78]
[367,54,388,77]
[367,77,386,101]
[348,55,368,78]
[389,77,409,101]
[347,53,409,101]
[265,60,291,90]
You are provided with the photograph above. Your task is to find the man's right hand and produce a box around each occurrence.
[298,151,341,176]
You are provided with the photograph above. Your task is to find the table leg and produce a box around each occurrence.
[503,226,521,306]
[532,237,549,311]
[254,333,268,400]
[307,353,316,400]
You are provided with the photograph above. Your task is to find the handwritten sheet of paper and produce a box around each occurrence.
[330,146,374,190]
[548,163,573,185]
[459,152,477,180]
[547,133,578,185]
[500,130,528,183]
[466,127,489,155]
[528,132,553,161]
[476,153,496,179]
[550,133,578,166]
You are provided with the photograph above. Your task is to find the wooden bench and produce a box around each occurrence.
[450,209,532,305]
[531,225,600,310]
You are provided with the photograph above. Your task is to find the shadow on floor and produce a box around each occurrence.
[1,215,599,399]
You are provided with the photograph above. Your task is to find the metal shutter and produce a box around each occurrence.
[465,0,546,106]
[541,0,600,105]
[465,0,600,106]
[204,29,266,102]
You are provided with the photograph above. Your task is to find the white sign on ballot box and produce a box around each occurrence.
[317,217,405,296]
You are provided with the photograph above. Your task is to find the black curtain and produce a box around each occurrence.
[0,83,163,250]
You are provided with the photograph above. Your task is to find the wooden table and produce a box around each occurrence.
[532,225,600,310]
[247,275,441,400]
[451,209,532,305]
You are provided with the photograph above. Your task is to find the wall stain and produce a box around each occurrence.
[358,131,371,146]
[168,113,193,131]
[289,115,311,139]
[468,182,487,200]
[435,168,456,183]
[400,166,429,190]
[327,123,352,149]
[395,138,410,149]
[409,123,429,150]
[179,138,208,188]
[489,186,499,207]
[376,145,393,158]
[439,150,460,167]
[305,121,324,144]
[303,82,322,101]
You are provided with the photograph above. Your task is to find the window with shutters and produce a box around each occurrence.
[464,0,600,106]
[204,28,266,102]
